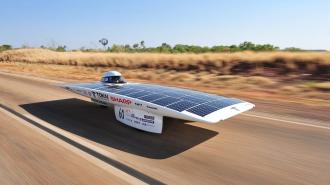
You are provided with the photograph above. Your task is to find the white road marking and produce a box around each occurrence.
[243,113,330,130]
[0,71,64,84]
[0,107,147,185]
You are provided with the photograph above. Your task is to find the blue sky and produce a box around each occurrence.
[1,0,330,50]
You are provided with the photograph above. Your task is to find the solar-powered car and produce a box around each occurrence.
[62,71,254,133]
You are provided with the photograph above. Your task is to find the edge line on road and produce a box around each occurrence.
[0,104,164,185]
[243,113,330,130]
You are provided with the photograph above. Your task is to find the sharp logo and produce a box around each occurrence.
[91,91,108,99]
[110,97,132,105]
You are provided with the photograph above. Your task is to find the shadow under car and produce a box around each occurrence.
[20,98,218,159]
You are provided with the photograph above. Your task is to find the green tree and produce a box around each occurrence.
[140,41,145,49]
[239,41,255,50]
[284,47,302,51]
[173,44,189,53]
[124,44,131,52]
[0,44,12,51]
[133,43,139,49]
[157,43,172,53]
[56,45,66,52]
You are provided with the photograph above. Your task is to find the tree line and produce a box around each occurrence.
[78,41,304,53]
[103,41,282,53]
[1,41,305,53]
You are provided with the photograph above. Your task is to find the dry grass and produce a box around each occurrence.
[312,82,330,91]
[0,49,330,105]
[1,48,330,80]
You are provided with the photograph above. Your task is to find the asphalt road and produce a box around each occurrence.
[0,72,329,185]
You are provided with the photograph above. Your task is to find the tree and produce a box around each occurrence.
[0,44,12,51]
[284,47,302,51]
[124,44,131,52]
[211,45,230,52]
[86,41,283,53]
[56,45,66,52]
[109,44,130,52]
[173,44,189,53]
[156,43,172,53]
[140,41,145,49]
[133,43,139,49]
[239,41,255,50]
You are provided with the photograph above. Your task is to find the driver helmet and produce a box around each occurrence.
[101,71,127,84]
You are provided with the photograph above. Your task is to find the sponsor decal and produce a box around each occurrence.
[129,113,155,124]
[110,96,132,105]
[91,98,107,105]
[115,106,163,133]
[91,91,109,102]
[144,115,155,120]
[135,103,142,106]
[146,105,157,110]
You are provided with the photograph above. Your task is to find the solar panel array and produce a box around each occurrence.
[74,83,243,117]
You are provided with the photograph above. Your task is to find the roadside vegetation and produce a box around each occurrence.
[1,41,306,53]
[0,44,12,52]
[105,41,281,53]
[0,48,329,105]
[1,48,329,80]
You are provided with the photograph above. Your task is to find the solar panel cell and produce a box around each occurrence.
[190,93,214,100]
[97,86,123,93]
[115,89,137,95]
[180,96,206,103]
[223,98,242,104]
[186,104,220,117]
[73,83,244,118]
[166,101,198,112]
[207,100,232,108]
[161,91,186,97]
[138,94,166,101]
[208,98,241,108]
[126,91,151,98]
[151,97,180,106]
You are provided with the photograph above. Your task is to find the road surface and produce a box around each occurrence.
[0,72,329,185]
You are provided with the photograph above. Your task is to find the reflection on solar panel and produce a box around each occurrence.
[161,91,185,97]
[167,101,198,112]
[116,89,137,95]
[180,96,206,104]
[152,97,180,106]
[208,99,242,108]
[138,94,166,101]
[96,86,122,92]
[126,91,151,98]
[186,104,220,117]
[75,82,243,117]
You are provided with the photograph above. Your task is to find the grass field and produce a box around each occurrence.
[1,48,330,79]
[0,48,329,105]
